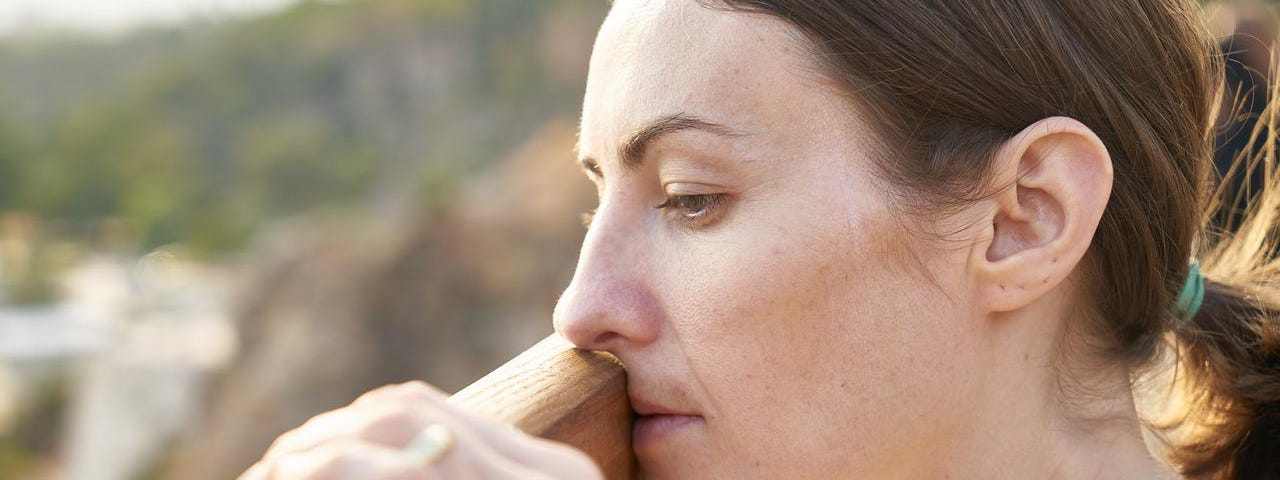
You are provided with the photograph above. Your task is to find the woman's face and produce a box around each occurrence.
[554,1,988,478]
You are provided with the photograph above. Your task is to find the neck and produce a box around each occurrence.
[920,306,1178,479]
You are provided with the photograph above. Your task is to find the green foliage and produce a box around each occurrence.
[0,0,605,254]
[0,113,25,211]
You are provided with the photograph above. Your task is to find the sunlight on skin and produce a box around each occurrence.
[554,1,1175,478]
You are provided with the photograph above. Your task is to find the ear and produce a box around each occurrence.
[970,116,1113,314]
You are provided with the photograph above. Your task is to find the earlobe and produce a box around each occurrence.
[972,117,1113,314]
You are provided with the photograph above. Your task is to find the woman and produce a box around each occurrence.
[240,0,1280,478]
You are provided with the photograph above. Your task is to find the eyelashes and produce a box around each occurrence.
[580,194,728,230]
[653,194,726,226]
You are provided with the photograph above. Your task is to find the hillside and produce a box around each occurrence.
[0,0,604,252]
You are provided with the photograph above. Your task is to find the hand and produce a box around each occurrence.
[239,381,604,480]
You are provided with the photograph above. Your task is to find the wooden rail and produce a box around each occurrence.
[448,334,637,479]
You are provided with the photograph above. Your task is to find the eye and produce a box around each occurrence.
[580,158,603,178]
[654,194,728,228]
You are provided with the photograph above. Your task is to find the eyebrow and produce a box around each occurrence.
[577,113,746,174]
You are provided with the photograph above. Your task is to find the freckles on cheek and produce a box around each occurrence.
[675,201,901,365]
[753,220,911,369]
[701,246,860,367]
[670,245,796,356]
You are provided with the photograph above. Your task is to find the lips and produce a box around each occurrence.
[629,393,694,416]
[629,390,703,448]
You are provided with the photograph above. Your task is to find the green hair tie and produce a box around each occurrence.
[1175,260,1204,324]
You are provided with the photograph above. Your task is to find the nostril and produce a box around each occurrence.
[589,331,623,350]
[554,308,626,352]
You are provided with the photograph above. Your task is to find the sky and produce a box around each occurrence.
[0,0,311,37]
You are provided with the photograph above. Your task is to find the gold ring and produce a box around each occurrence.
[402,423,455,466]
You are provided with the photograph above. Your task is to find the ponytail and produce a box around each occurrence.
[1168,279,1280,479]
[1165,42,1280,478]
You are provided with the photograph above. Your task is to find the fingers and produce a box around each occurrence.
[245,426,559,480]
[269,440,429,480]
[244,381,602,480]
[261,382,445,462]
[356,382,603,479]
[456,423,603,479]
[263,402,423,462]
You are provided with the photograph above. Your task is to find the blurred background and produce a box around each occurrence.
[0,0,1272,479]
[0,0,605,478]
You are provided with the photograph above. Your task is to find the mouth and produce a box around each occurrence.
[629,393,704,449]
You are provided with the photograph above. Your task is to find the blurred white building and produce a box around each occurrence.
[0,249,236,480]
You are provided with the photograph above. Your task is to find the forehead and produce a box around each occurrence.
[579,0,822,156]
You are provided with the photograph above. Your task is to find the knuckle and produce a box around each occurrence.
[258,451,339,480]
[293,448,348,478]
[352,381,444,407]
[265,410,338,455]
[353,383,406,405]
[396,380,446,398]
[399,380,431,390]
[314,450,347,473]
[370,404,418,425]
[265,429,302,456]
[354,406,419,441]
[297,411,336,431]
[237,461,271,480]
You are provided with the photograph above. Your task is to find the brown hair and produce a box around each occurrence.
[693,0,1280,478]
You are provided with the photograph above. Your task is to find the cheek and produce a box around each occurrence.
[663,200,984,473]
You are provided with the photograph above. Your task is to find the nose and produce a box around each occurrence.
[553,205,661,352]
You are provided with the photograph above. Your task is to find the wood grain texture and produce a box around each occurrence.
[449,334,636,480]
